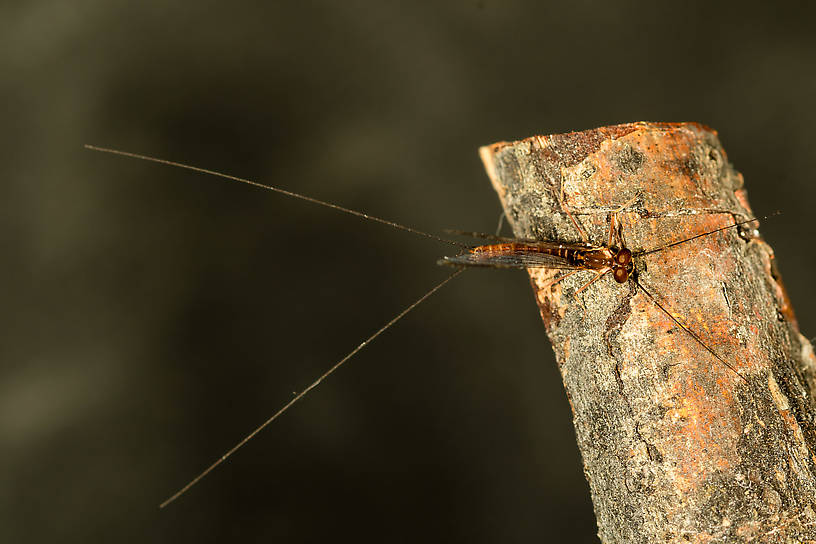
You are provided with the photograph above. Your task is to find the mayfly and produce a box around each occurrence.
[84,144,759,508]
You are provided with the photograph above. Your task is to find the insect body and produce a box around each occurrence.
[84,144,757,507]
[439,201,635,295]
[440,209,754,387]
[442,242,633,282]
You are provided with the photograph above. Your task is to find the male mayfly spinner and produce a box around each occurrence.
[437,199,755,385]
[84,144,758,508]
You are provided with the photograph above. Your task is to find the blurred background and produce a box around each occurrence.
[3,1,815,542]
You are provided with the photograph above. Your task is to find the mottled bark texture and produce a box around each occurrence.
[479,122,816,543]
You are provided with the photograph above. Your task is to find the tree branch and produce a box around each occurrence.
[479,122,816,542]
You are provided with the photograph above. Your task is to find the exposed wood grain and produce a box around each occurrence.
[480,122,816,543]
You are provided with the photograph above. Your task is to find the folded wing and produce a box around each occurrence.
[438,243,584,270]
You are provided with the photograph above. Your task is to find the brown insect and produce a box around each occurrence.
[84,144,760,508]
[439,201,757,386]
[438,204,634,288]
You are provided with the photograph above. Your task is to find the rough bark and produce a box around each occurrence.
[479,122,816,543]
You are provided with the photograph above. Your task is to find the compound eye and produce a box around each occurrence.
[613,267,628,283]
[616,248,632,265]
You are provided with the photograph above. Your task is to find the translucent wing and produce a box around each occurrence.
[438,243,587,270]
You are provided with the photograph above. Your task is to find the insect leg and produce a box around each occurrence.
[494,211,507,236]
[575,268,611,295]
[535,136,590,244]
[607,213,617,247]
[632,277,750,385]
[542,269,582,291]
[608,195,639,247]
[560,195,590,245]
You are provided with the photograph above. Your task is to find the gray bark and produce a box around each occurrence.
[479,122,816,543]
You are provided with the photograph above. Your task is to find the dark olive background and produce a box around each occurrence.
[4,2,815,542]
